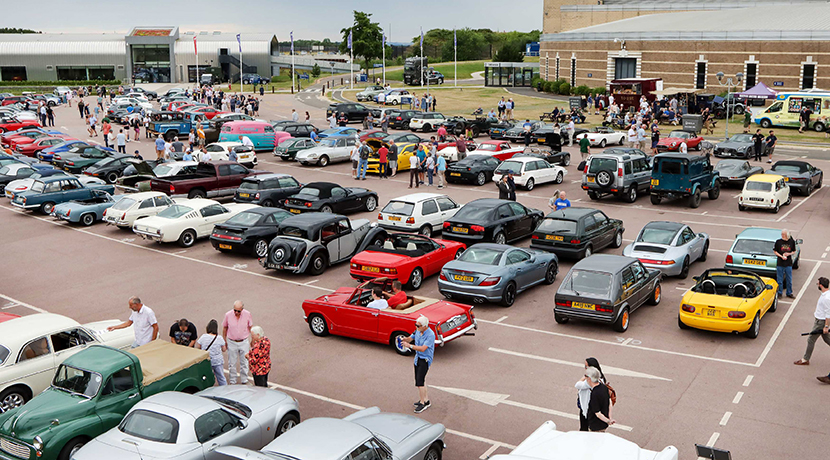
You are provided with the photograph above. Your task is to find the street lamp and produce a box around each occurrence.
[716,71,743,140]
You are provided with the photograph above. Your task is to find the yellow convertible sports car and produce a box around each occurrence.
[365,139,420,174]
[678,268,778,338]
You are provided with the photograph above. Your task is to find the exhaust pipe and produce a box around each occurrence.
[473,298,485,304]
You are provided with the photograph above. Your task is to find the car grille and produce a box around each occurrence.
[440,314,468,333]
[716,148,739,156]
[0,438,30,459]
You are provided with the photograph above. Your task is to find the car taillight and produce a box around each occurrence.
[618,167,623,177]
[638,258,675,265]
[285,199,290,205]
[65,209,70,216]
[480,277,500,286]
[121,212,127,220]
[169,185,175,194]
[443,222,451,229]
[254,192,260,199]
[66,161,74,166]
[396,116,402,120]
[728,311,746,318]
[305,202,312,207]
[681,304,695,313]
[726,255,733,264]
[406,217,415,224]
[770,198,774,203]
[471,225,485,232]
[570,239,580,244]
[381,267,397,274]
[596,305,614,313]
[350,262,358,268]
[439,272,447,281]
[555,300,571,307]
[377,213,383,220]
[531,235,539,239]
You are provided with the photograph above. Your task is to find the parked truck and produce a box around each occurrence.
[146,110,209,141]
[149,161,266,199]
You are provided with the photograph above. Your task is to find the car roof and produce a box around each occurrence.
[747,173,782,183]
[772,160,810,169]
[0,314,82,349]
[544,207,597,219]
[389,193,445,203]
[239,207,283,216]
[172,198,221,208]
[465,198,512,207]
[655,153,707,161]
[501,157,537,164]
[736,227,785,240]
[303,182,341,192]
[264,418,371,460]
[126,191,167,200]
[280,212,345,229]
[480,140,507,145]
[573,254,637,273]
[139,392,219,418]
[243,173,293,182]
[643,221,685,232]
[39,175,77,183]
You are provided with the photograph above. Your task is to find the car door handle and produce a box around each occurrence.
[372,312,379,317]
[208,444,219,452]
[128,393,139,399]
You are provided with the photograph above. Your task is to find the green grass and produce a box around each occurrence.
[224,74,305,92]
[382,60,487,82]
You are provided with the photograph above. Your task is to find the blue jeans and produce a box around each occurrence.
[427,168,434,185]
[358,158,368,179]
[777,265,793,296]
[212,363,227,386]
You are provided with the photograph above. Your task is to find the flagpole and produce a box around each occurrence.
[194,37,198,86]
[454,29,457,87]
[420,28,424,89]
[290,31,295,92]
[382,33,386,86]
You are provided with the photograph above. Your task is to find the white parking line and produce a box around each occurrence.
[743,375,754,387]
[493,316,509,323]
[480,444,501,460]
[777,190,817,222]
[682,220,782,229]
[489,347,671,381]
[0,294,48,314]
[719,411,732,426]
[733,391,744,404]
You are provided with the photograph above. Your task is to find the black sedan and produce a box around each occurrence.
[516,147,571,167]
[82,154,134,183]
[234,173,303,207]
[769,160,823,195]
[530,207,624,259]
[554,254,661,333]
[210,207,293,258]
[284,182,378,215]
[326,102,370,123]
[385,132,423,145]
[715,159,764,187]
[442,198,543,245]
[446,154,502,186]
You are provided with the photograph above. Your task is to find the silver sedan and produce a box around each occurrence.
[71,386,300,460]
[622,221,709,278]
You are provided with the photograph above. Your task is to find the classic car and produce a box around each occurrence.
[103,191,174,229]
[272,122,318,139]
[470,140,525,162]
[10,175,115,214]
[359,129,390,142]
[275,137,316,161]
[15,137,73,158]
[295,136,357,167]
[409,113,447,132]
[217,407,446,460]
[52,190,124,226]
[768,160,823,195]
[649,153,720,208]
[203,142,258,166]
[715,159,764,186]
[535,125,588,146]
[0,128,57,145]
[445,154,502,186]
[438,243,558,307]
[316,127,359,139]
[554,254,662,332]
[493,156,567,190]
[738,173,791,213]
[4,171,103,200]
[381,89,414,105]
[622,221,709,278]
[350,233,466,289]
[441,198,544,245]
[183,105,227,119]
[656,130,704,151]
[714,133,768,159]
[725,227,802,275]
[365,141,420,174]
[0,313,134,412]
[440,116,500,137]
[488,120,517,139]
[132,198,258,247]
[503,121,547,143]
[0,116,40,134]
[81,153,134,183]
[6,132,71,151]
[218,121,286,151]
[377,193,461,236]
[356,85,386,102]
[116,159,199,193]
[325,103,370,122]
[0,164,40,192]
[284,182,378,215]
[52,145,117,173]
[584,126,627,147]
[211,207,293,257]
[531,207,624,259]
[678,268,778,338]
[72,386,300,460]
[36,140,88,163]
[234,173,303,207]
[516,146,571,167]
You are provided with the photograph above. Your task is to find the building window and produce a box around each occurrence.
[555,56,560,80]
[0,66,27,81]
[745,62,757,89]
[56,66,115,81]
[695,62,707,90]
[802,63,816,90]
[614,58,637,79]
[570,57,576,86]
[131,44,171,83]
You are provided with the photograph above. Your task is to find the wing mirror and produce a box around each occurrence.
[765,284,774,290]
[692,275,700,282]
[238,419,248,430]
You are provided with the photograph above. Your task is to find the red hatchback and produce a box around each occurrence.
[350,233,466,290]
[16,137,75,157]
[302,278,477,355]
[0,117,40,134]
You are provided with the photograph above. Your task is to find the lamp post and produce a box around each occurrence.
[716,71,743,140]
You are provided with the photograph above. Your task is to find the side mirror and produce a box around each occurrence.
[692,276,700,282]
[765,284,774,290]
[238,419,248,430]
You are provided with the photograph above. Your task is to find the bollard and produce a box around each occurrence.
[271,87,274,94]
[291,86,294,95]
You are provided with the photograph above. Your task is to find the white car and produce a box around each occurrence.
[103,191,175,229]
[384,89,413,105]
[121,93,150,103]
[0,313,134,412]
[738,173,791,213]
[0,109,38,121]
[204,142,258,166]
[493,156,567,190]
[132,198,258,247]
[584,126,626,147]
[492,421,677,460]
[5,173,104,200]
[112,97,152,111]
[409,113,447,132]
[295,136,357,167]
[378,193,461,236]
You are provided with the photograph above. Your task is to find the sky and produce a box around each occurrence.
[3,0,543,42]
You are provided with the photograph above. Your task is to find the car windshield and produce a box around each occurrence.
[320,129,342,137]
[772,165,804,173]
[225,211,261,227]
[495,161,523,174]
[153,164,177,176]
[457,247,504,265]
[111,197,136,211]
[280,226,312,240]
[157,205,193,219]
[733,238,775,256]
[588,158,616,174]
[119,409,179,444]
[206,144,226,152]
[669,131,690,139]
[297,187,321,197]
[319,138,338,147]
[0,166,11,175]
[201,396,253,418]
[638,227,678,244]
[239,180,259,190]
[478,144,498,151]
[52,364,101,398]
[745,181,772,192]
[715,161,742,171]
[563,270,612,297]
[729,134,753,143]
[94,157,119,168]
[30,181,45,193]
[0,344,9,365]
[538,218,577,234]
[454,205,494,221]
[659,160,687,175]
[382,200,414,216]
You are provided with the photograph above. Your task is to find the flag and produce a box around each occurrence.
[420,28,424,50]
[236,33,241,52]
[348,30,353,50]
[290,31,294,53]
[454,29,457,48]
[193,36,197,55]
[382,32,385,48]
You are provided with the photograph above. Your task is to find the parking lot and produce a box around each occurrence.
[3,85,830,459]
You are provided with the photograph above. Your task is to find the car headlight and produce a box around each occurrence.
[308,154,318,159]
[33,436,43,451]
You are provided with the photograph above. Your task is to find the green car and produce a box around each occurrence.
[0,341,215,460]
[52,145,117,174]
[725,227,802,275]
[275,137,317,161]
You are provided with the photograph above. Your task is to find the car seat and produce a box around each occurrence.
[406,242,418,251]
[701,279,716,294]
[732,283,748,298]
[383,240,395,250]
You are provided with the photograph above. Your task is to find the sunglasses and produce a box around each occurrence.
[233,310,243,314]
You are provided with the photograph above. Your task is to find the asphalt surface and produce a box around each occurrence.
[3,88,830,460]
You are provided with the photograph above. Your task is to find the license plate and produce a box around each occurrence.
[537,138,545,143]
[289,208,301,214]
[651,179,659,186]
[363,266,380,272]
[707,309,718,317]
[450,173,461,177]
[749,197,764,202]
[5,191,13,198]
[452,226,468,233]
[743,259,766,266]
[784,177,789,181]
[389,216,401,221]
[239,193,250,198]
[587,177,595,183]
[545,235,564,241]
[572,302,595,310]
[453,275,474,282]
[219,244,232,250]
[105,216,115,222]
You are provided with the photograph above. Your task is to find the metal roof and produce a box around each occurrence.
[0,33,125,56]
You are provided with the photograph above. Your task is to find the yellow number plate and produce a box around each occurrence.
[587,177,595,183]
[651,179,659,186]
[239,193,250,198]
[388,216,401,221]
[219,244,232,250]
[784,177,789,181]
[363,266,380,272]
[706,309,718,317]
[289,208,301,214]
[743,259,766,266]
[452,227,468,233]
[453,275,475,282]
[450,173,461,176]
[572,302,595,310]
[546,235,564,241]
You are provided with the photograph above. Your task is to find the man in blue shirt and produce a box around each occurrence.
[549,190,571,211]
[228,147,238,163]
[154,135,166,161]
[309,129,319,144]
[402,315,435,413]
[182,148,194,162]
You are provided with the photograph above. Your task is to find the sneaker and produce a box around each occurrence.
[787,294,795,299]
[414,401,421,407]
[414,401,430,413]
[818,376,830,384]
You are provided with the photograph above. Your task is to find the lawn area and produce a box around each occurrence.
[383,60,487,82]
[224,74,300,92]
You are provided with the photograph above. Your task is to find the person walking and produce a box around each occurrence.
[77,99,85,119]
[637,123,648,151]
[328,113,337,129]
[169,318,197,347]
[456,137,467,161]
[575,358,607,431]
[381,112,389,134]
[350,143,360,179]
[378,143,388,179]
[196,319,227,386]
[388,140,398,177]
[408,151,420,188]
[357,142,370,180]
[743,108,752,130]
[425,152,435,186]
[775,230,797,299]
[506,99,514,120]
[223,300,253,385]
[651,124,660,156]
[401,316,435,413]
[88,114,98,137]
[585,367,615,432]
[567,118,575,147]
[107,296,159,348]
[46,105,55,127]
[246,326,271,387]
[436,154,446,189]
[627,124,637,148]
[154,135,165,161]
[116,129,127,154]
[795,277,830,366]
[549,190,571,211]
[765,130,777,163]
[752,129,765,161]
[579,133,590,160]
[523,119,533,147]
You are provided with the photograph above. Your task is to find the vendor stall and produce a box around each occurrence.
[609,78,662,110]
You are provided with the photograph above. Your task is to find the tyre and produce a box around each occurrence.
[391,331,414,355]
[738,203,746,211]
[700,242,709,262]
[106,171,119,184]
[678,314,690,330]
[760,118,772,129]
[188,189,206,199]
[708,183,720,200]
[650,194,661,205]
[734,105,745,115]
[587,191,599,201]
[624,186,637,203]
[261,199,275,207]
[555,171,564,184]
[679,257,690,279]
[402,121,410,130]
[364,196,377,212]
[560,154,570,167]
[772,201,780,213]
[744,312,760,339]
[408,267,424,290]
[785,194,792,205]
[472,127,480,137]
[423,124,432,132]
[494,231,506,245]
[599,139,606,147]
[476,172,486,186]
[805,182,813,196]
[611,230,623,248]
[320,205,333,213]
[40,201,56,214]
[80,213,95,227]
[613,307,630,332]
[308,313,329,336]
[253,238,269,258]
[648,281,662,305]
[0,387,28,412]
[596,170,613,187]
[501,282,517,307]
[455,248,464,259]
[770,295,778,313]
[318,155,329,167]
[424,443,442,460]
[689,189,701,208]
[793,256,800,270]
[275,413,299,437]
[554,313,569,324]
[814,122,826,133]
[543,262,558,285]
[58,437,88,460]
[307,251,328,275]
[525,178,535,190]
[419,224,432,236]
[178,229,197,248]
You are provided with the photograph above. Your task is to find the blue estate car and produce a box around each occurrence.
[10,175,115,214]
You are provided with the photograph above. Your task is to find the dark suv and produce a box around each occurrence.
[387,109,423,130]
[326,103,370,122]
[234,173,303,207]
[649,153,720,208]
[272,122,318,138]
[581,148,652,203]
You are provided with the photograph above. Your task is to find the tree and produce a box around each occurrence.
[311,63,321,78]
[0,28,39,34]
[440,29,487,62]
[339,11,383,71]
[493,40,525,62]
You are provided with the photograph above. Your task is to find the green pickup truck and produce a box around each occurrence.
[0,341,215,460]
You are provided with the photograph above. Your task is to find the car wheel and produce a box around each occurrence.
[772,201,780,213]
[178,229,197,248]
[678,314,690,330]
[476,172,486,186]
[494,231,506,245]
[364,196,377,212]
[424,443,442,460]
[455,248,464,259]
[308,251,328,275]
[612,230,623,248]
[805,182,813,196]
[80,213,95,227]
[814,122,826,133]
[555,171,564,184]
[613,307,630,332]
[525,178,535,190]
[188,189,206,199]
[423,124,432,132]
[708,183,720,200]
[785,194,792,205]
[40,201,56,214]
[275,413,299,437]
[650,194,661,205]
[253,238,269,258]
[554,313,569,324]
[734,105,745,115]
[106,172,119,184]
[679,257,690,279]
[689,189,702,208]
[588,191,599,201]
[599,139,606,147]
[318,155,329,167]
[261,199,275,207]
[770,295,778,313]
[738,203,746,211]
[744,312,760,339]
[0,387,28,412]
[403,121,410,130]
[648,282,662,305]
[320,205,333,213]
[760,119,772,129]
[625,186,637,203]
[700,242,709,262]
[544,262,558,285]
[58,438,88,460]
[408,267,424,290]
[308,313,329,337]
[391,331,414,356]
[501,282,517,307]
[583,244,593,258]
[419,224,432,236]
[560,154,570,167]
[596,170,613,187]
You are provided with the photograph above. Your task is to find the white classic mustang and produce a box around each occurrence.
[132,198,258,247]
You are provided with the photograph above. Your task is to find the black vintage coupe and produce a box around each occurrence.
[284,182,378,215]
[82,154,134,184]
[210,207,294,257]
[445,154,502,186]
[441,198,544,245]
[769,160,823,195]
[530,207,624,259]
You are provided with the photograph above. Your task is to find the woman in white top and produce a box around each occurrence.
[575,357,607,431]
[196,319,227,386]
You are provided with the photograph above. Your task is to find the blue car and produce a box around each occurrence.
[726,227,802,275]
[10,175,115,214]
[52,190,124,226]
[37,140,88,163]
[317,127,358,139]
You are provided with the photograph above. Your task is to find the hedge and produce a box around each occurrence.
[0,80,121,87]
[557,82,570,95]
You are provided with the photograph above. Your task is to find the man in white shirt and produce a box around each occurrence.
[107,296,159,348]
[678,141,688,154]
[241,135,254,149]
[627,125,638,148]
[328,114,336,129]
[291,109,299,122]
[366,287,389,310]
[796,277,830,366]
[567,119,576,146]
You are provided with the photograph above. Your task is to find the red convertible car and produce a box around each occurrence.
[302,278,477,355]
[16,137,76,157]
[657,130,703,151]
[359,130,391,142]
[8,132,72,151]
[185,106,228,120]
[350,233,467,289]
[0,117,40,134]
[475,140,525,161]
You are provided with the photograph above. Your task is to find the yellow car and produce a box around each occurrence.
[365,140,420,174]
[678,268,778,338]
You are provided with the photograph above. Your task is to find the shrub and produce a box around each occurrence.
[0,80,121,87]
[549,79,562,93]
[558,82,571,95]
[593,86,607,96]
[574,85,591,96]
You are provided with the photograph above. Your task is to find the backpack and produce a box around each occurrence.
[606,383,617,406]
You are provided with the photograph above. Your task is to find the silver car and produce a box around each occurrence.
[218,406,445,460]
[71,386,300,460]
[622,221,709,279]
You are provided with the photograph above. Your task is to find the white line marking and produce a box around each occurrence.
[303,279,319,285]
[743,375,754,387]
[777,189,816,222]
[489,347,671,381]
[1,304,19,310]
[822,253,827,259]
[683,220,780,229]
[675,286,690,291]
[707,432,720,447]
[0,294,48,314]
[172,250,187,254]
[755,261,821,367]
[825,246,830,252]
[493,315,509,323]
[701,211,708,215]
[733,391,744,404]
[480,444,501,460]
[620,338,634,345]
[719,411,732,426]
[60,126,68,130]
